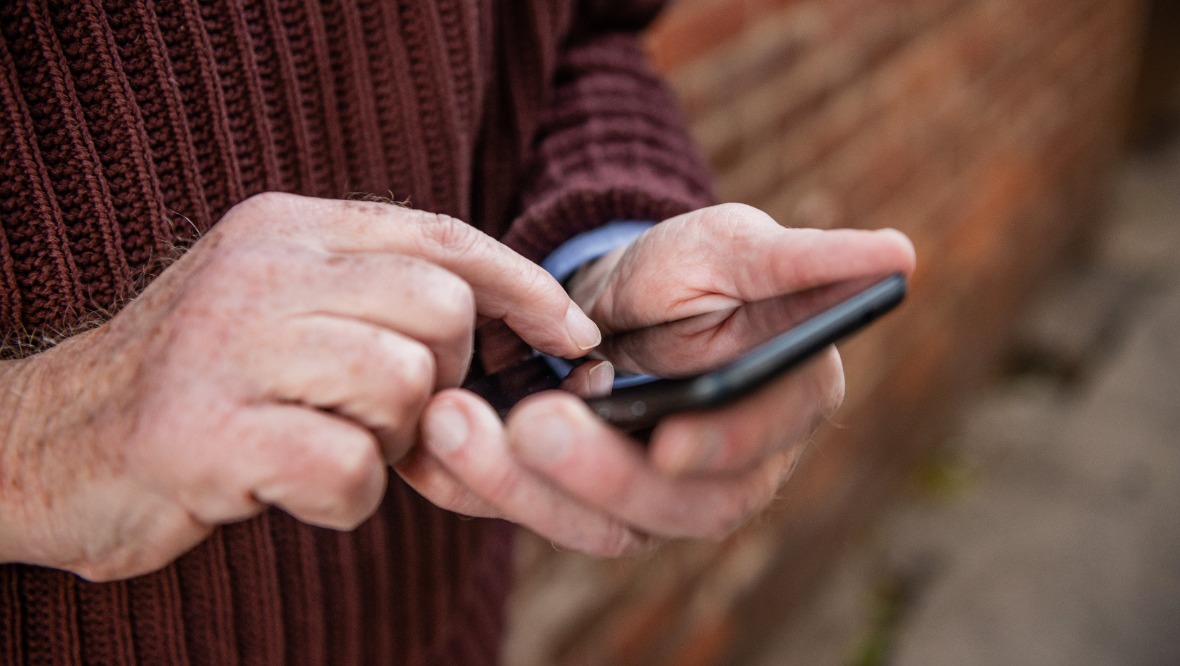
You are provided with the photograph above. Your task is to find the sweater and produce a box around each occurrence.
[0,1,713,663]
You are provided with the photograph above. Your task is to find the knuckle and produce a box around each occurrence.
[352,338,436,441]
[240,190,290,211]
[318,440,383,529]
[187,249,292,315]
[220,192,290,233]
[714,202,778,230]
[431,274,477,332]
[376,258,475,348]
[416,212,480,254]
[390,340,437,399]
[515,262,565,306]
[326,435,382,494]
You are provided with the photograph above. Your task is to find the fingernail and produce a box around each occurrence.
[515,409,573,467]
[424,403,468,455]
[565,303,601,351]
[588,361,615,396]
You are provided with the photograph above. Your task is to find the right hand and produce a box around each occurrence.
[0,192,600,581]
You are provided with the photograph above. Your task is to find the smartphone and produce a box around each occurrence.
[464,273,907,432]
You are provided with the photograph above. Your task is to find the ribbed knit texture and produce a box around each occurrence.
[0,1,713,663]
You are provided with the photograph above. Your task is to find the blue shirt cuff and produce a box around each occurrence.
[538,221,655,384]
[540,221,655,284]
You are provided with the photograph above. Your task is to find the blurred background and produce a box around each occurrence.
[504,0,1179,663]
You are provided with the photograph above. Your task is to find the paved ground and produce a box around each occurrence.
[748,137,1180,666]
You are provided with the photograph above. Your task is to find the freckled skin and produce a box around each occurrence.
[0,192,595,581]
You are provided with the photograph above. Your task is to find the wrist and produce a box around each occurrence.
[0,332,108,567]
[565,245,627,317]
[540,221,654,328]
[0,353,52,564]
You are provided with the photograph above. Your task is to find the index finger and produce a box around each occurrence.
[270,194,602,359]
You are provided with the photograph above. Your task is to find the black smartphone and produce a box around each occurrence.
[464,273,907,432]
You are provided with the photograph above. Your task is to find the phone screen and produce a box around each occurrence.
[464,273,906,425]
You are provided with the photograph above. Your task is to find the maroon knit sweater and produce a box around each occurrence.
[0,1,713,663]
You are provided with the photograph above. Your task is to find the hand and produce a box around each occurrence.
[0,192,600,580]
[398,203,915,555]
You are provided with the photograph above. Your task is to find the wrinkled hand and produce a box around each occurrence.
[0,192,599,580]
[399,204,915,556]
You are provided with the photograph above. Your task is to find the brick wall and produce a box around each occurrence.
[504,1,1147,663]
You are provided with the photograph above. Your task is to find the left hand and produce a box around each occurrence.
[397,204,916,555]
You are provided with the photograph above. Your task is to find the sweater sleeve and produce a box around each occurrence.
[499,2,716,262]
